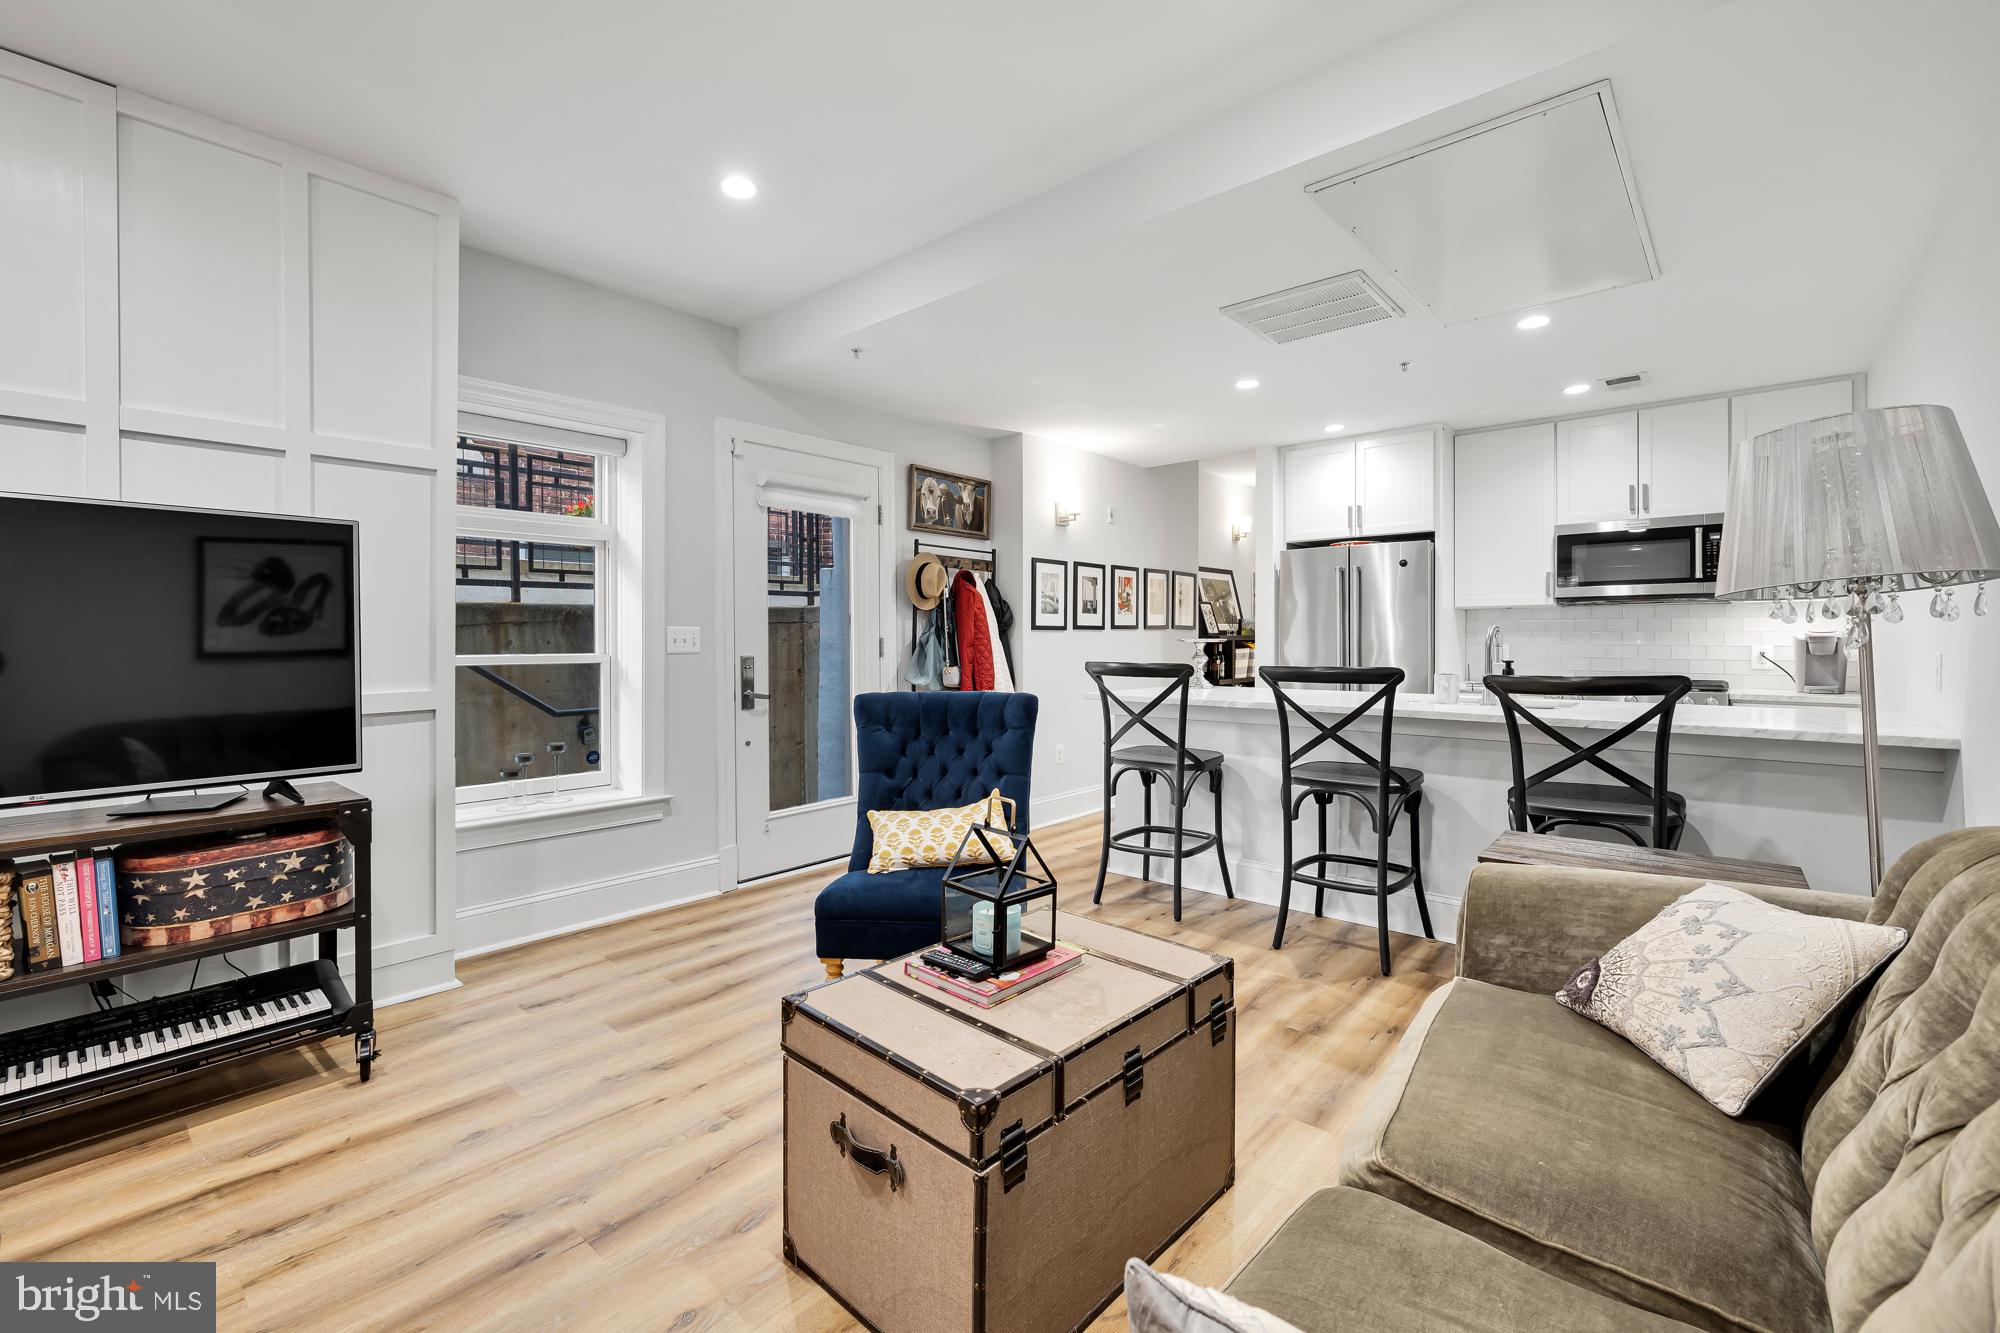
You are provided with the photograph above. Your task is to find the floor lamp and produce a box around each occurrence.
[1714,405,1999,887]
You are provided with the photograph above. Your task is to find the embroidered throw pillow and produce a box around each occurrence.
[866,790,1011,874]
[1554,882,1906,1116]
[1123,1259,1305,1333]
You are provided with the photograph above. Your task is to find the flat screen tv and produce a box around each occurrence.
[0,493,361,810]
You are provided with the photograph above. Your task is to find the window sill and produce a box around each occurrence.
[455,790,672,851]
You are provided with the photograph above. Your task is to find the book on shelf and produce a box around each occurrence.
[75,850,101,963]
[93,853,121,960]
[18,861,60,973]
[51,854,85,967]
[904,943,1082,1008]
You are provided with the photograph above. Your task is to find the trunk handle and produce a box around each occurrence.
[830,1113,905,1192]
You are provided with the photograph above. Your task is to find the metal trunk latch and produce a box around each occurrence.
[998,1119,1028,1192]
[1207,994,1229,1046]
[1122,1046,1145,1104]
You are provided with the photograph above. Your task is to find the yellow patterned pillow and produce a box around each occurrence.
[867,791,1013,874]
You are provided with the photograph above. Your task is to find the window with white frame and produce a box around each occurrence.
[453,411,627,804]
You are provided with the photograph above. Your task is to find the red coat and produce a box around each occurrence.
[950,571,996,691]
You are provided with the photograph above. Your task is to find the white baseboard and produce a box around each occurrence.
[1109,850,1461,943]
[455,855,724,958]
[1033,783,1103,828]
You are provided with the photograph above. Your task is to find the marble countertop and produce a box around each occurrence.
[1124,686,1958,750]
[1730,688,1860,708]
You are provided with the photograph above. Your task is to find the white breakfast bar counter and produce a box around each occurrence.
[1105,688,1960,944]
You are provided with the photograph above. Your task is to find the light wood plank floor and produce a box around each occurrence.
[0,815,1454,1331]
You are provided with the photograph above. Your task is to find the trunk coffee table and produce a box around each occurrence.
[781,911,1236,1333]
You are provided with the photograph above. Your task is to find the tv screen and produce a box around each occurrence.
[0,494,361,807]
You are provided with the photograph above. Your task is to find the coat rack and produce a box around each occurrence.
[908,538,1000,690]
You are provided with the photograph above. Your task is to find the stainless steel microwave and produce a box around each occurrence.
[1553,514,1723,603]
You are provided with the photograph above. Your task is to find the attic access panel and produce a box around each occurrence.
[1306,82,1658,326]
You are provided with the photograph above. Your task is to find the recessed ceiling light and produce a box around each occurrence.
[1516,314,1551,330]
[1323,423,1345,433]
[1563,383,1591,395]
[719,174,758,200]
[1235,378,1260,390]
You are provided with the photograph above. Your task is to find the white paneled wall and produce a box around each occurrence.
[0,50,460,1004]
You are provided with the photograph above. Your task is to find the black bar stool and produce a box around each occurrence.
[1261,666,1432,972]
[1484,674,1692,849]
[1085,662,1234,922]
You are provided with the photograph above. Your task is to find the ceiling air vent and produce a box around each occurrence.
[1599,371,1651,391]
[1221,271,1402,345]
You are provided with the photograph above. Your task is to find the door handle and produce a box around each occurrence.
[1354,503,1363,532]
[1628,483,1637,515]
[739,655,770,711]
[1641,482,1651,512]
[1546,570,1554,601]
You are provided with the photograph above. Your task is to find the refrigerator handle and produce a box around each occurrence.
[1355,564,1364,669]
[1338,566,1349,666]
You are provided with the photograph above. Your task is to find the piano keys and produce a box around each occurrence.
[0,961,350,1111]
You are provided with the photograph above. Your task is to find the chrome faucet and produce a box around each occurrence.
[1482,624,1504,698]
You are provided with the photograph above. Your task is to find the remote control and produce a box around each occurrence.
[920,949,994,983]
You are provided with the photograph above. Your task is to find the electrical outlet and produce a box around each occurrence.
[667,626,701,654]
[1054,744,1065,765]
[1749,645,1778,671]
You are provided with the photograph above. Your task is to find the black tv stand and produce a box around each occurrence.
[105,786,247,818]
[262,778,306,804]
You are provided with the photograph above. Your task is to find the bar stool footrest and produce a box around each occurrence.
[1109,824,1221,858]
[1289,851,1418,896]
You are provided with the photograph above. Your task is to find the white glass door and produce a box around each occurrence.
[733,439,881,880]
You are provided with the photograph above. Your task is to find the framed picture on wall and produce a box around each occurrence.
[1171,571,1197,630]
[1072,562,1106,629]
[1031,558,1068,629]
[907,464,992,539]
[1110,565,1139,628]
[1196,567,1244,637]
[1143,568,1170,628]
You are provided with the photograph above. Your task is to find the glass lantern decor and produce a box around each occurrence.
[940,818,1057,973]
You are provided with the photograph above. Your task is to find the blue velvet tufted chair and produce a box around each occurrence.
[814,691,1038,976]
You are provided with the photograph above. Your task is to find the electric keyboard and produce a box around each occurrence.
[0,961,351,1113]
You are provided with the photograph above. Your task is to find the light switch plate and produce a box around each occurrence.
[667,626,701,654]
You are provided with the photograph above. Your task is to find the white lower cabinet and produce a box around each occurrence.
[1454,422,1554,607]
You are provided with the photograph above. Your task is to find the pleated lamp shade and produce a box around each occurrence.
[1715,404,2000,601]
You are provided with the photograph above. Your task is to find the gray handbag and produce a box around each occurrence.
[904,612,945,689]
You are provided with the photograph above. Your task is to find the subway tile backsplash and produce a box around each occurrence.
[1455,601,1848,697]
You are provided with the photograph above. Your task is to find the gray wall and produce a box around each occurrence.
[456,247,995,937]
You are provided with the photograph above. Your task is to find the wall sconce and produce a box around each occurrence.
[1231,515,1252,543]
[1054,498,1082,527]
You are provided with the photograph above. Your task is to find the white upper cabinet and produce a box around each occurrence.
[1555,411,1639,524]
[1454,423,1554,607]
[1730,380,1855,453]
[1284,438,1357,542]
[1284,430,1439,542]
[1355,431,1435,535]
[1638,396,1730,517]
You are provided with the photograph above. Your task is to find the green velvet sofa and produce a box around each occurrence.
[1224,828,2000,1332]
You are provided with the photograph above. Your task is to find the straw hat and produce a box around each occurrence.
[905,553,949,610]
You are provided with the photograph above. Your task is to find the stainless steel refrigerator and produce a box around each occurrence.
[1277,539,1434,681]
